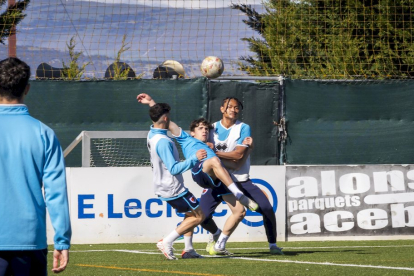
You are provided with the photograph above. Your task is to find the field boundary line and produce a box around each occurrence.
[233,257,414,271]
[69,249,414,272]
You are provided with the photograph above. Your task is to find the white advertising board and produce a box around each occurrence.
[286,165,414,241]
[47,166,286,244]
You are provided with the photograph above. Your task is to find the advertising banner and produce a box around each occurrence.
[286,165,414,239]
[47,166,285,244]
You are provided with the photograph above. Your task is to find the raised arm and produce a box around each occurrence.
[137,93,182,136]
[137,93,156,107]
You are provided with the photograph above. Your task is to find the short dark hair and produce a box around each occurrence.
[222,97,243,110]
[0,57,31,100]
[189,118,212,132]
[149,103,171,122]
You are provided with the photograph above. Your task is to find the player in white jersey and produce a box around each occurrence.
[137,93,259,259]
[138,93,259,212]
[140,98,206,260]
[200,97,284,255]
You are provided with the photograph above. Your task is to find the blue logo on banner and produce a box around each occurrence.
[241,178,278,227]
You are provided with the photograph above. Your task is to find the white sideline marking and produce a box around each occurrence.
[65,246,414,272]
[234,245,414,250]
[232,257,414,271]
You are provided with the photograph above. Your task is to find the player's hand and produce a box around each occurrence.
[243,137,254,149]
[137,93,156,106]
[52,249,69,273]
[206,142,214,150]
[196,149,207,161]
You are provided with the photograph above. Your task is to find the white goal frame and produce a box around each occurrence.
[63,131,149,167]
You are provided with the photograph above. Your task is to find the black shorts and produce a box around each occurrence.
[191,161,222,189]
[166,191,200,213]
[0,249,48,276]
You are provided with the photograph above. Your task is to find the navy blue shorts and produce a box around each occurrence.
[166,191,200,213]
[0,249,48,276]
[191,161,221,189]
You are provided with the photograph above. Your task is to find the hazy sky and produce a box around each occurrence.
[75,0,264,9]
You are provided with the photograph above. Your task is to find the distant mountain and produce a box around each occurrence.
[0,0,264,78]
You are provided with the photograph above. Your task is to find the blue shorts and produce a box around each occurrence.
[191,161,222,189]
[165,191,199,213]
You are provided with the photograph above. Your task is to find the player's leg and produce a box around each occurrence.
[200,188,222,232]
[209,194,245,256]
[199,188,224,253]
[175,207,205,235]
[181,221,204,259]
[240,180,283,255]
[157,192,205,260]
[201,157,258,211]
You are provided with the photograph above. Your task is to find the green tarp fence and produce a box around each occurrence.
[207,81,280,165]
[284,79,414,164]
[26,78,208,167]
[25,78,413,166]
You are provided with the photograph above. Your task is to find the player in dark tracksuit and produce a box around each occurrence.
[200,97,283,255]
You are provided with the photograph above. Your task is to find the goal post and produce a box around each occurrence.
[64,131,186,167]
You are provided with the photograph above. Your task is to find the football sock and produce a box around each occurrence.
[184,235,194,251]
[227,183,243,199]
[269,243,277,249]
[164,230,180,245]
[213,229,221,242]
[215,233,230,250]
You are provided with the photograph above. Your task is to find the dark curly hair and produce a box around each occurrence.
[189,118,212,132]
[149,103,171,122]
[0,57,31,100]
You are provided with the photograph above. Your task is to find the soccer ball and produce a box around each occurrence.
[200,56,224,79]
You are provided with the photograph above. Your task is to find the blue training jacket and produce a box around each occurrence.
[0,104,71,250]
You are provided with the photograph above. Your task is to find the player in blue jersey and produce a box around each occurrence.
[0,57,71,274]
[138,96,206,260]
[189,117,254,256]
[137,93,259,213]
[201,97,284,255]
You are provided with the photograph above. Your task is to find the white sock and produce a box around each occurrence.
[184,235,194,251]
[163,230,180,245]
[269,243,277,249]
[227,183,243,199]
[215,233,230,250]
[213,229,221,242]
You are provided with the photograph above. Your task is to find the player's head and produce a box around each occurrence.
[149,103,171,129]
[220,97,243,121]
[0,57,31,102]
[190,118,212,142]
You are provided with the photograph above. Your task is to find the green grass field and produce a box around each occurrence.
[49,240,414,275]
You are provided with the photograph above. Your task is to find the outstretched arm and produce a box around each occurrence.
[137,93,182,135]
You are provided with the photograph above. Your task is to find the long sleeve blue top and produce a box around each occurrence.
[150,126,198,175]
[0,105,71,250]
[172,128,216,160]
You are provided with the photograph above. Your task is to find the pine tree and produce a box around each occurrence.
[0,0,31,45]
[232,0,414,79]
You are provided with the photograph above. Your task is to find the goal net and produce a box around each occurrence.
[64,131,185,167]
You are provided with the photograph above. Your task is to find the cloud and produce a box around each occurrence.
[74,0,263,9]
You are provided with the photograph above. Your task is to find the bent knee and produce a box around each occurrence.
[209,156,222,167]
[234,209,246,221]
